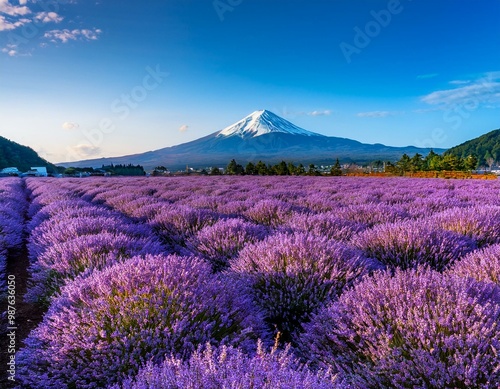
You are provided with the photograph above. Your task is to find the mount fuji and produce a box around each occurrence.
[60,110,445,170]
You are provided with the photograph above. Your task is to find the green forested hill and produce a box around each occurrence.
[445,129,500,167]
[0,135,56,172]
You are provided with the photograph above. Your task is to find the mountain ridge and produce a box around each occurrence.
[0,135,57,172]
[445,128,500,167]
[59,110,447,170]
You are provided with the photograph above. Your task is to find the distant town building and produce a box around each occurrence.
[22,167,48,177]
[0,167,20,175]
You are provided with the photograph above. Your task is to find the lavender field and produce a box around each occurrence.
[3,176,500,388]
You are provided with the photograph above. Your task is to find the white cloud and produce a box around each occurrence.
[35,12,63,23]
[62,122,79,130]
[2,45,18,57]
[71,144,101,158]
[308,110,332,116]
[0,0,30,16]
[413,107,440,114]
[357,111,397,118]
[449,80,471,85]
[178,124,189,132]
[417,73,438,80]
[44,28,102,43]
[0,14,29,31]
[19,0,27,4]
[421,73,500,107]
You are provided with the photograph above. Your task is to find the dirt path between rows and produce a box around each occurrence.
[0,246,45,388]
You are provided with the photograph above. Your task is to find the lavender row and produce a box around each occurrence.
[23,178,166,305]
[0,178,28,297]
[13,176,500,388]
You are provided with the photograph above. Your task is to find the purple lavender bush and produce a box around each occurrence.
[231,232,382,342]
[150,204,219,248]
[448,244,500,285]
[432,206,500,247]
[0,179,28,296]
[26,232,165,305]
[354,220,475,271]
[186,218,268,271]
[113,342,344,389]
[287,211,366,241]
[28,214,152,259]
[244,199,296,227]
[334,203,409,227]
[17,255,267,388]
[301,267,500,388]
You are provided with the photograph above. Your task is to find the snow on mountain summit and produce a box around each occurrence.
[217,110,324,138]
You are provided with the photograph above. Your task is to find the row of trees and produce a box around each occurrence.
[216,151,480,177]
[387,151,479,174]
[219,159,343,176]
[62,164,146,176]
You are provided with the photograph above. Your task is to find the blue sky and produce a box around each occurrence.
[1,0,499,163]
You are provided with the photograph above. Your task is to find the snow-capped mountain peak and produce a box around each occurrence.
[217,110,324,138]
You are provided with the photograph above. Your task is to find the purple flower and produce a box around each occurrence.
[301,267,500,388]
[287,211,366,241]
[26,232,165,305]
[244,199,297,227]
[353,220,475,271]
[431,206,500,247]
[149,204,219,248]
[231,232,382,343]
[113,342,344,389]
[17,255,267,388]
[448,244,500,285]
[186,218,269,271]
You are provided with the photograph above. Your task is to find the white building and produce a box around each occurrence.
[1,167,20,175]
[30,167,48,177]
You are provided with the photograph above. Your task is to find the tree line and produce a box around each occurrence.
[214,151,481,177]
[386,151,479,174]
[214,159,343,176]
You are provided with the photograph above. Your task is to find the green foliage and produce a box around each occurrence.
[226,159,245,175]
[330,158,342,176]
[445,128,500,167]
[102,164,146,176]
[394,151,477,173]
[210,167,222,175]
[0,135,57,172]
[222,159,343,176]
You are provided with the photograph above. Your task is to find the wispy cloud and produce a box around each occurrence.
[357,111,399,118]
[44,28,102,43]
[449,80,471,85]
[1,1,100,55]
[71,144,101,158]
[0,0,30,16]
[417,73,438,80]
[308,110,332,116]
[179,124,189,132]
[35,12,63,24]
[421,72,500,108]
[0,15,29,31]
[62,122,80,130]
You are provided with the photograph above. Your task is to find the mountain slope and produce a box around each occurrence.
[59,110,447,170]
[445,128,500,166]
[0,136,56,172]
